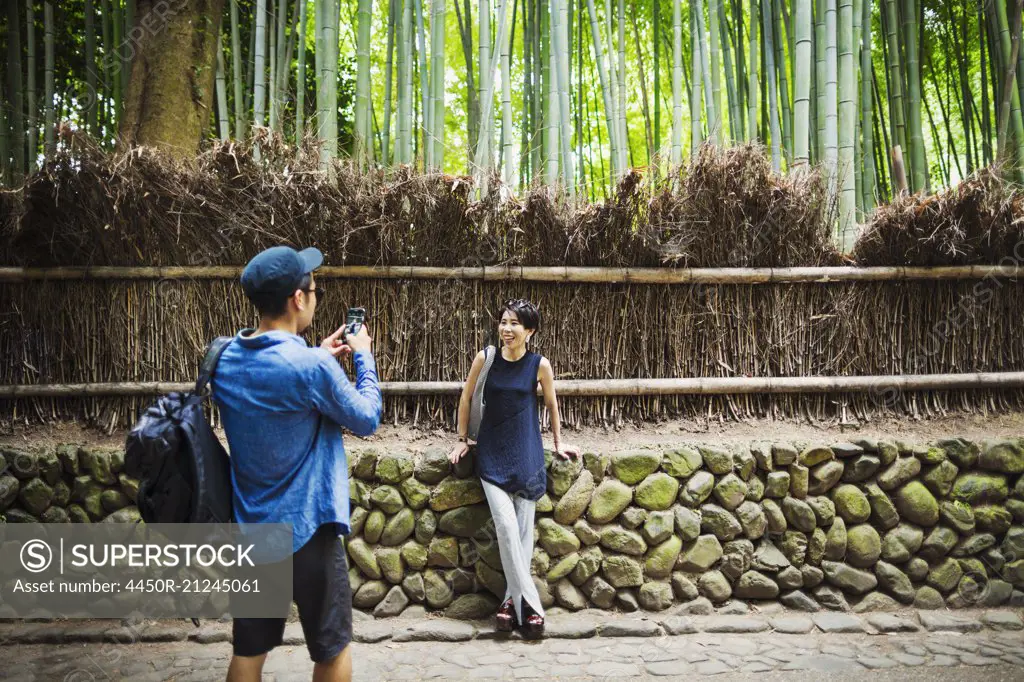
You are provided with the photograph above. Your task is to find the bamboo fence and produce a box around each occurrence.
[2,139,1024,429]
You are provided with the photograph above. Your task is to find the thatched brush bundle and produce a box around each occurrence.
[854,168,1024,266]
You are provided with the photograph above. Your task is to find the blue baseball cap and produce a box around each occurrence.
[240,246,323,299]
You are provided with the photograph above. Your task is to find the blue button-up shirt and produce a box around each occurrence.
[211,329,382,553]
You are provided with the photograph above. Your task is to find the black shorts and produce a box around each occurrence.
[232,523,352,663]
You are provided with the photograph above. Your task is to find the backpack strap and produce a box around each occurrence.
[195,336,234,396]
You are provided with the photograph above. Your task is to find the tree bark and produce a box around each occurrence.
[120,0,227,157]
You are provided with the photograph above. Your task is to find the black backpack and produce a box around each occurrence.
[125,337,235,524]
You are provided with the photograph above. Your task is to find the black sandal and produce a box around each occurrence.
[496,597,517,632]
[519,598,544,639]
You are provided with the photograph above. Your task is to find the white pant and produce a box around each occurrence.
[480,478,545,623]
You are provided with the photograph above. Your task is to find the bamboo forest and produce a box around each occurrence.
[1,1,1023,249]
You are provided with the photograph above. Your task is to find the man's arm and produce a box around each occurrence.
[310,350,383,436]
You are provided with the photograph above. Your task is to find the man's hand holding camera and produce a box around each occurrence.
[320,323,372,358]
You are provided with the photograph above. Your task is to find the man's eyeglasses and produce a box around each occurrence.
[302,286,324,302]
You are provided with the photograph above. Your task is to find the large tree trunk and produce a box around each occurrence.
[120,0,226,157]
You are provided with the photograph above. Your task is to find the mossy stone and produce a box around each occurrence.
[415,509,437,544]
[381,508,416,545]
[676,534,723,572]
[645,536,683,579]
[364,510,386,543]
[583,452,609,482]
[865,483,900,530]
[599,526,647,555]
[662,446,702,478]
[586,479,633,523]
[782,497,817,532]
[832,484,870,523]
[427,536,460,568]
[538,518,581,556]
[547,553,581,581]
[642,509,675,545]
[347,538,382,579]
[548,455,584,497]
[926,558,963,593]
[700,503,743,541]
[922,460,959,497]
[937,438,979,469]
[845,524,881,568]
[789,464,809,498]
[635,472,680,511]
[761,499,787,533]
[679,471,715,507]
[950,473,1009,505]
[876,457,921,491]
[377,548,405,584]
[569,545,604,586]
[879,523,924,563]
[699,446,734,475]
[779,531,809,567]
[554,469,596,524]
[711,473,747,511]
[893,481,939,526]
[824,517,847,561]
[429,477,485,511]
[56,444,80,476]
[974,506,1013,535]
[799,445,835,467]
[601,555,644,588]
[18,478,53,516]
[609,451,662,485]
[978,439,1024,474]
[765,471,791,498]
[376,454,414,484]
[370,485,405,514]
[400,540,428,570]
[400,477,431,510]
[437,503,491,537]
[414,448,449,483]
[938,500,975,534]
[100,489,129,513]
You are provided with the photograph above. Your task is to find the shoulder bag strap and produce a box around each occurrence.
[195,336,234,396]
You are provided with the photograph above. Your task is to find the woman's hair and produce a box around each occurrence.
[499,298,541,334]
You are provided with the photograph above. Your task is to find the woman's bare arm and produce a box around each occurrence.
[538,356,579,458]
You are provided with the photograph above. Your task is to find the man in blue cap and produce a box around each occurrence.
[213,245,381,682]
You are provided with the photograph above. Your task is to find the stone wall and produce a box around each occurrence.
[5,438,1024,619]
[0,445,141,524]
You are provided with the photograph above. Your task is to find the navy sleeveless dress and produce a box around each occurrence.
[474,349,547,501]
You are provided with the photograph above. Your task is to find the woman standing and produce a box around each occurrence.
[448,299,579,638]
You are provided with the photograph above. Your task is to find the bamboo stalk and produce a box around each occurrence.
[793,0,812,165]
[859,0,874,211]
[355,0,374,168]
[216,36,230,141]
[587,0,619,174]
[3,265,1024,283]
[7,372,1024,399]
[430,0,446,169]
[26,0,37,167]
[43,1,54,158]
[553,0,575,191]
[890,143,909,194]
[671,0,683,162]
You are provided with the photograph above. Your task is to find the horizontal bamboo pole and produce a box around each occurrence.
[3,372,1024,398]
[0,264,1023,283]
